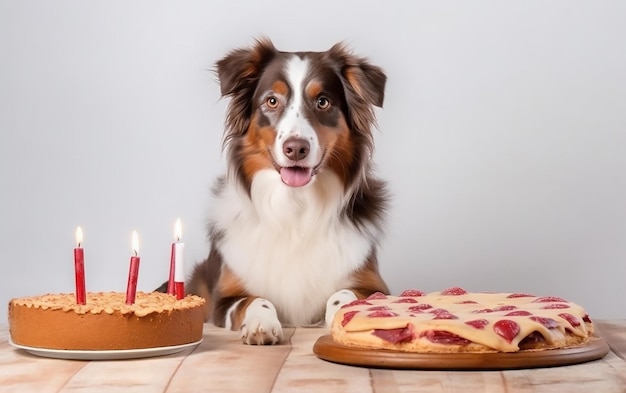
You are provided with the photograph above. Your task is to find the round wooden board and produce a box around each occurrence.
[313,335,609,370]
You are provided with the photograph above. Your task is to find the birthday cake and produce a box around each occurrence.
[8,291,205,350]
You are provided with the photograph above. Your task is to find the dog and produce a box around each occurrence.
[173,38,390,345]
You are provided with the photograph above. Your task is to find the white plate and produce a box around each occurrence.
[9,339,202,360]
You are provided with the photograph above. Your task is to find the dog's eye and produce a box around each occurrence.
[266,96,279,109]
[317,97,330,110]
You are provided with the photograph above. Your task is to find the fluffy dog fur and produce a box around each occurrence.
[168,38,390,345]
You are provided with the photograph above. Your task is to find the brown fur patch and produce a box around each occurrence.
[216,265,248,297]
[211,265,252,329]
[349,250,390,299]
[230,296,260,330]
[187,248,222,322]
[344,69,365,102]
[239,119,276,185]
[321,118,354,187]
[271,80,289,97]
[306,80,324,99]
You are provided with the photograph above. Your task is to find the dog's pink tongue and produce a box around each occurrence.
[280,167,313,187]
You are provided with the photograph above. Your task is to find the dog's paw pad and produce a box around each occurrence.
[239,299,283,345]
[325,289,358,328]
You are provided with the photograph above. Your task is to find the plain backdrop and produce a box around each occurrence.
[1,1,625,323]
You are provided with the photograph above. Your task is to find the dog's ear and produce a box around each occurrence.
[327,43,387,134]
[327,43,386,108]
[216,37,278,137]
[216,37,277,97]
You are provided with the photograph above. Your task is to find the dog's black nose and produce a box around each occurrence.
[283,137,310,161]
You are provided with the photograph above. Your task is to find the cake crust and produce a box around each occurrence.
[9,292,205,350]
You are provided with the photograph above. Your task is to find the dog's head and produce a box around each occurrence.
[216,38,386,190]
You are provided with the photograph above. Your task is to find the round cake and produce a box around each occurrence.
[8,291,205,350]
[331,287,595,353]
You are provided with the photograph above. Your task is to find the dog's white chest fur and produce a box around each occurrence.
[211,169,377,326]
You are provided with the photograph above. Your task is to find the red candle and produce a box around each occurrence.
[167,244,176,295]
[167,239,176,296]
[74,226,86,305]
[173,218,185,299]
[125,230,141,305]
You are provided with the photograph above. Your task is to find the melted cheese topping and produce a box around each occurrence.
[331,290,594,353]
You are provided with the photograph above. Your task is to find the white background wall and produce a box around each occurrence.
[1,1,625,323]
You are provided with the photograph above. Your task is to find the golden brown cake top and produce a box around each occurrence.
[10,291,205,317]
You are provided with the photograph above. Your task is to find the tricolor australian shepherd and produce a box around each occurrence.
[186,38,389,345]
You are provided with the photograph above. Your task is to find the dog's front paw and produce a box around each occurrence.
[325,289,358,328]
[240,298,283,345]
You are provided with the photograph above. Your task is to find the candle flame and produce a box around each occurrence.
[75,226,83,248]
[131,230,139,255]
[174,218,182,242]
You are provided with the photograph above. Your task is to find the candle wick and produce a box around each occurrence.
[78,242,82,248]
[176,237,180,242]
[133,250,138,257]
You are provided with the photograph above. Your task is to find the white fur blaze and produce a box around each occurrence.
[240,298,283,345]
[325,289,358,328]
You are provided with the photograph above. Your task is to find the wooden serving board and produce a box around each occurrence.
[313,335,609,370]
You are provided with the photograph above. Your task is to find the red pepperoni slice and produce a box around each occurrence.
[393,298,418,304]
[372,325,415,344]
[505,310,533,316]
[558,313,581,327]
[542,303,570,309]
[400,289,426,297]
[367,309,398,318]
[530,316,559,329]
[506,293,535,298]
[493,320,520,343]
[532,296,568,303]
[519,331,545,349]
[433,313,459,320]
[341,299,372,308]
[429,308,457,319]
[367,292,388,300]
[583,314,592,323]
[466,319,489,329]
[408,304,433,312]
[341,311,358,327]
[441,287,467,296]
[421,330,471,345]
